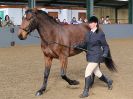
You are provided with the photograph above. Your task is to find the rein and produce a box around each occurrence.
[29,34,112,59]
[29,33,87,52]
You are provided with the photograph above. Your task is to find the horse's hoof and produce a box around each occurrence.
[35,90,43,96]
[108,80,113,90]
[79,94,89,98]
[69,80,80,85]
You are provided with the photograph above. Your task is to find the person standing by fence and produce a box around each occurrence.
[2,15,14,27]
[2,15,15,46]
[0,17,2,27]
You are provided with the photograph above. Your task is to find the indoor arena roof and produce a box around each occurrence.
[0,0,128,8]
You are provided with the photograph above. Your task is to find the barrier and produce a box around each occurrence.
[101,24,133,38]
[0,26,40,47]
[0,24,133,47]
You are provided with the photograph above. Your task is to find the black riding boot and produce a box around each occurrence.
[99,74,113,90]
[80,76,92,98]
[90,73,95,88]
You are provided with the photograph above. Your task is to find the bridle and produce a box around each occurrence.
[19,12,36,34]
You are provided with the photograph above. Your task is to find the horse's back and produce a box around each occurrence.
[60,23,90,56]
[62,23,89,43]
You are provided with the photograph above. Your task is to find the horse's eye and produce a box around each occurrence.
[22,14,31,21]
[26,18,30,21]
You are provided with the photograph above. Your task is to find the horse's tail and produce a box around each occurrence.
[104,50,117,72]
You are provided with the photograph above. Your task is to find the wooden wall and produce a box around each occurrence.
[94,7,128,24]
[77,7,128,24]
[118,9,128,24]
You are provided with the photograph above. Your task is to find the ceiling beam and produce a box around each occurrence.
[0,0,129,8]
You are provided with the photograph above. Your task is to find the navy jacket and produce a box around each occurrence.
[76,29,109,63]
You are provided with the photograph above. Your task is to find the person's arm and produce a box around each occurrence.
[100,33,109,57]
[73,34,88,51]
[10,20,15,26]
[2,21,8,27]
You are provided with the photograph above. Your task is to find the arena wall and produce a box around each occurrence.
[0,24,133,47]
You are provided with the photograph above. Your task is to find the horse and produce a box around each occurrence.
[18,8,90,96]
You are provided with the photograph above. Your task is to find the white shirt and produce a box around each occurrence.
[91,27,97,33]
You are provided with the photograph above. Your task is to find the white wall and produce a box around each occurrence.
[7,8,23,25]
[0,8,8,20]
[58,9,68,22]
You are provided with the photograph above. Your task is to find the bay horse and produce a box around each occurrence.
[18,9,90,96]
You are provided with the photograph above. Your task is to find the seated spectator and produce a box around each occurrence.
[78,18,85,24]
[61,19,68,25]
[84,18,88,23]
[99,16,105,24]
[2,15,14,27]
[70,17,79,24]
[104,16,111,24]
[0,17,2,27]
[55,17,61,23]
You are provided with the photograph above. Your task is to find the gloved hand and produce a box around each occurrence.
[102,53,108,58]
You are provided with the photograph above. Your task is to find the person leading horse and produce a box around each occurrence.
[74,16,117,98]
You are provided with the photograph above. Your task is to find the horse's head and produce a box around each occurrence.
[18,9,37,40]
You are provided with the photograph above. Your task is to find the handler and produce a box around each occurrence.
[74,16,117,98]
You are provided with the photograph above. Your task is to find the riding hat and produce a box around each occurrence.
[89,16,99,23]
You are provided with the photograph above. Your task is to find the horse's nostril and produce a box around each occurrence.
[18,34,24,40]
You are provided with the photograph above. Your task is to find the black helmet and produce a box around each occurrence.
[89,16,99,23]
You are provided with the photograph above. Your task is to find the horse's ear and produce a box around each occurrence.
[32,8,38,14]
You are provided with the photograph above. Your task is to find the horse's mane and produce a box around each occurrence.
[26,9,59,24]
[36,10,59,24]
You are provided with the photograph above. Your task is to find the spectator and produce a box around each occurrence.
[70,17,79,24]
[2,15,14,27]
[0,17,2,27]
[117,20,120,24]
[84,18,88,23]
[55,17,61,23]
[99,16,105,24]
[78,18,85,24]
[61,19,68,25]
[104,16,111,24]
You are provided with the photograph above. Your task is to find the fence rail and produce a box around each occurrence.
[0,26,40,47]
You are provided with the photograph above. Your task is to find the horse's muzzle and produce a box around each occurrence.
[18,34,27,40]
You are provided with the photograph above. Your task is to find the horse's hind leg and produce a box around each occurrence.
[35,57,53,96]
[60,56,79,85]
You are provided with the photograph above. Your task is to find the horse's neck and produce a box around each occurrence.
[36,16,60,44]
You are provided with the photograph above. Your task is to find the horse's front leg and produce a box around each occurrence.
[36,56,53,96]
[60,56,79,85]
